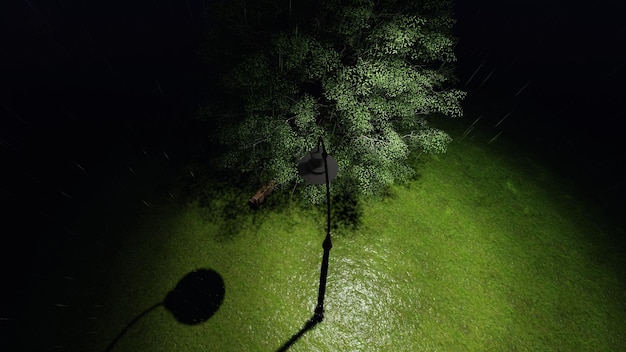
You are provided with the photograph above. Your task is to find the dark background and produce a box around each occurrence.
[454,0,626,203]
[3,0,625,206]
[1,0,625,345]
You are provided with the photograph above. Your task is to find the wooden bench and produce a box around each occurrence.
[248,181,277,208]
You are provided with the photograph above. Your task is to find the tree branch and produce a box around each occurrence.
[246,138,269,152]
[402,131,417,139]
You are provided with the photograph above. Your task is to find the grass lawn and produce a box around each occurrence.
[19,120,626,351]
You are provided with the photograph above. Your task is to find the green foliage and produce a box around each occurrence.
[321,0,375,48]
[199,0,465,201]
[366,15,427,58]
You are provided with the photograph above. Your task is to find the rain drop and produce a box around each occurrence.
[465,60,485,86]
[2,104,28,126]
[488,131,503,144]
[515,81,531,97]
[23,171,41,184]
[479,68,496,87]
[462,115,482,137]
[74,162,86,173]
[494,112,511,127]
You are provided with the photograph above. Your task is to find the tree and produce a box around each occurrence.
[198,0,466,203]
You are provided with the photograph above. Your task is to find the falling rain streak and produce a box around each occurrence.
[515,81,531,97]
[460,116,482,142]
[479,68,496,87]
[74,162,86,172]
[23,171,42,184]
[488,131,503,144]
[3,104,29,126]
[465,60,485,86]
[494,112,511,127]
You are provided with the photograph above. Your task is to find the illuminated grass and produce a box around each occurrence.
[19,123,626,351]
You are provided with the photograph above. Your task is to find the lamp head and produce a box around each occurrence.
[297,147,338,185]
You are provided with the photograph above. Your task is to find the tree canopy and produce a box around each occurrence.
[198,0,466,203]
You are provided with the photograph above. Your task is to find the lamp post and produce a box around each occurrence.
[297,137,338,323]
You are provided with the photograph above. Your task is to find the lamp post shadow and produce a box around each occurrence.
[276,232,332,352]
[275,314,320,352]
[104,268,224,352]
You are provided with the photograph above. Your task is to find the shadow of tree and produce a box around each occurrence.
[330,191,364,232]
[165,160,260,239]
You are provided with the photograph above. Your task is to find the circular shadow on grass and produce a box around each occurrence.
[164,268,225,325]
[105,269,225,351]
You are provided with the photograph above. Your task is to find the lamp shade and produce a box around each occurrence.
[297,148,338,185]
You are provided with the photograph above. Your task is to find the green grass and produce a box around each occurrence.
[19,121,626,351]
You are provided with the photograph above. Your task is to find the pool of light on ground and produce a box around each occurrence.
[18,123,626,351]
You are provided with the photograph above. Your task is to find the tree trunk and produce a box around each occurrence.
[248,180,277,208]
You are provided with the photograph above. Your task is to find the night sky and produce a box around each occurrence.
[1,0,625,343]
[453,0,626,223]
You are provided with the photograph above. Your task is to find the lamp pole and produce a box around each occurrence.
[297,137,338,323]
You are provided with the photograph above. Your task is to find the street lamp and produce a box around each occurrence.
[297,137,338,322]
